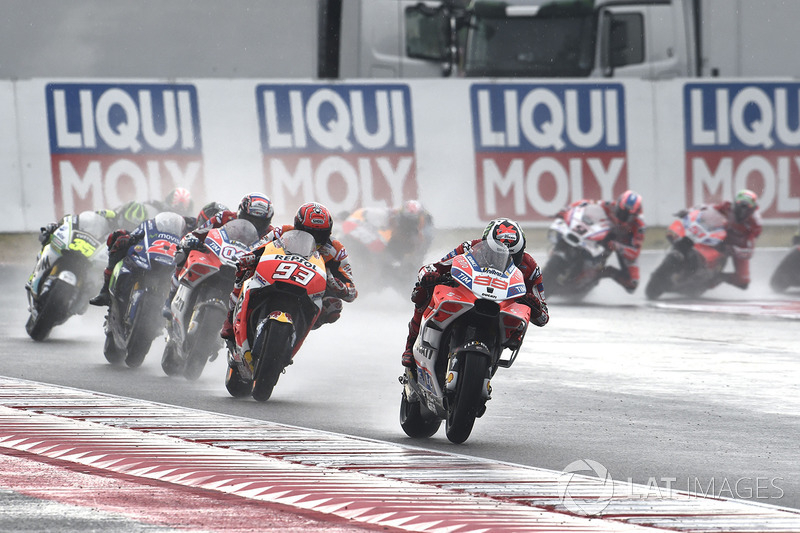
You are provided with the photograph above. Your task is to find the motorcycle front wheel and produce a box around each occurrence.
[251,320,294,402]
[25,279,74,341]
[445,352,490,444]
[183,305,227,381]
[645,253,681,300]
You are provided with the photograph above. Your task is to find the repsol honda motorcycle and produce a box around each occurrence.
[225,230,327,401]
[769,238,800,293]
[103,212,185,368]
[399,241,531,444]
[542,202,613,300]
[25,211,112,341]
[161,219,258,380]
[645,207,729,300]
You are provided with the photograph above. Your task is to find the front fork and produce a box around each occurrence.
[445,340,493,401]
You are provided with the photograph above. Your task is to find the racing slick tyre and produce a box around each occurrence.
[160,340,183,377]
[645,253,680,300]
[399,388,441,438]
[251,320,294,402]
[125,293,162,368]
[225,364,252,398]
[25,279,73,342]
[445,351,490,444]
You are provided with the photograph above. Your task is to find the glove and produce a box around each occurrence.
[38,222,58,244]
[107,229,130,247]
[518,293,542,312]
[181,234,206,252]
[326,274,357,301]
[235,252,257,281]
[673,209,688,219]
[418,269,442,289]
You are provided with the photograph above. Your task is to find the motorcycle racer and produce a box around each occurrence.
[162,193,275,319]
[219,201,357,341]
[555,190,645,294]
[401,218,549,368]
[342,199,434,270]
[674,189,762,290]
[89,192,193,307]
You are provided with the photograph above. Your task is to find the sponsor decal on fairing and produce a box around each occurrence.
[471,83,628,221]
[684,82,800,219]
[256,83,418,214]
[46,83,204,217]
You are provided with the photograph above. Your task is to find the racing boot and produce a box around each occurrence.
[161,283,178,319]
[401,311,421,368]
[89,269,112,307]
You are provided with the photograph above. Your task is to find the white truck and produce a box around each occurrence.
[326,0,800,80]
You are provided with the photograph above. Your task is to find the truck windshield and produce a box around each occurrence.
[464,11,595,77]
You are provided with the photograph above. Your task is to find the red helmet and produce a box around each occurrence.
[615,190,642,222]
[294,202,333,246]
[733,189,758,223]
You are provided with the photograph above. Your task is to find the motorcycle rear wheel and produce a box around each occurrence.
[541,253,568,297]
[770,249,800,293]
[251,320,294,402]
[183,306,226,381]
[445,352,489,444]
[399,388,441,438]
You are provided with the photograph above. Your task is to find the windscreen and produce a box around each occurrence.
[469,240,512,273]
[464,11,595,77]
[222,219,259,247]
[279,230,317,258]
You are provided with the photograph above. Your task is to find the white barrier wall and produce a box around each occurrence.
[2,78,799,232]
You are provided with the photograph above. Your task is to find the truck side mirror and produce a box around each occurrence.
[405,3,451,62]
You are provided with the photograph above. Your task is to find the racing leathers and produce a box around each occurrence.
[219,224,358,341]
[401,239,549,368]
[556,199,646,293]
[711,201,763,289]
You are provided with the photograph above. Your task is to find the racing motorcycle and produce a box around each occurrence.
[25,211,112,341]
[103,212,185,368]
[769,238,800,293]
[645,207,729,300]
[338,211,427,294]
[225,229,327,401]
[161,219,259,380]
[398,241,531,444]
[542,202,613,300]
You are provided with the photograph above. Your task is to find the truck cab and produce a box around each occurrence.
[404,0,693,79]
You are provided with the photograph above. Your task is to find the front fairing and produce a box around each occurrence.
[233,231,327,354]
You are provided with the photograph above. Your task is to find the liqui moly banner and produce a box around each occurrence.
[471,83,628,221]
[46,83,204,217]
[256,83,418,214]
[685,82,800,218]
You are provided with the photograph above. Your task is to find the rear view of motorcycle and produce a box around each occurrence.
[103,212,185,368]
[161,219,258,380]
[399,241,531,444]
[25,211,112,341]
[225,230,327,401]
[645,207,728,300]
[542,202,612,300]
